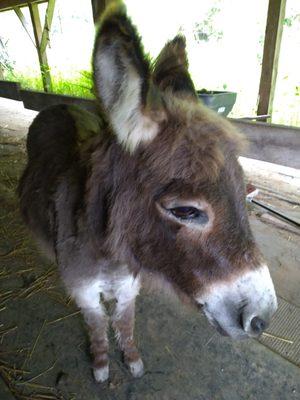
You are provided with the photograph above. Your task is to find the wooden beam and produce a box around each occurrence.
[257,0,287,121]
[14,6,36,47]
[0,80,21,100]
[28,2,52,92]
[40,0,56,54]
[0,0,47,12]
[231,119,300,169]
[20,89,98,114]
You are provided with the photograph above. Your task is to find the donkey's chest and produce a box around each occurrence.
[95,265,140,302]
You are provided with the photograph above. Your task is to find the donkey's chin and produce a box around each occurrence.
[203,308,250,340]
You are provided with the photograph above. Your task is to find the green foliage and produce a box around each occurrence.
[4,69,94,98]
[0,37,15,75]
[283,14,300,27]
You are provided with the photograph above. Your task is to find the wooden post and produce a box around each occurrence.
[40,0,56,55]
[29,1,52,92]
[91,0,106,23]
[257,0,286,121]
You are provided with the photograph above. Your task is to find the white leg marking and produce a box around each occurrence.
[114,274,141,318]
[128,358,144,378]
[112,274,143,376]
[72,281,109,382]
[72,281,102,310]
[93,365,109,383]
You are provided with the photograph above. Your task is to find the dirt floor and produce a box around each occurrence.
[0,98,299,400]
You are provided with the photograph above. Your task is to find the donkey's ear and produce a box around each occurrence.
[93,1,160,152]
[153,35,197,100]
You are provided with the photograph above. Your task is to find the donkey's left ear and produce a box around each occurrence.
[93,2,163,152]
[153,35,197,100]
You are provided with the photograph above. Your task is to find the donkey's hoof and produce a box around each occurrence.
[128,358,144,378]
[93,365,109,383]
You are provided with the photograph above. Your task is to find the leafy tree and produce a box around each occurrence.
[193,6,223,43]
[0,37,15,78]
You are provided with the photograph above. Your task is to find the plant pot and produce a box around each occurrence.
[197,90,237,116]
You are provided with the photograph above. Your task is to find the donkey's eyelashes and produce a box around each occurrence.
[169,207,208,224]
[156,198,211,228]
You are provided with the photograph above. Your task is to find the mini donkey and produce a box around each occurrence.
[18,2,277,382]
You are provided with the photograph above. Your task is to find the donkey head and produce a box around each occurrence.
[92,2,277,340]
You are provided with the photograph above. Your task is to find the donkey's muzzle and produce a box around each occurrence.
[211,313,270,339]
[239,313,270,338]
[249,316,267,335]
[204,301,275,340]
[197,264,278,340]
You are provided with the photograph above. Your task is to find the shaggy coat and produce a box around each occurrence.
[18,1,277,382]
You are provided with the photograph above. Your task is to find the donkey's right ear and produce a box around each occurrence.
[93,1,160,152]
[152,35,197,100]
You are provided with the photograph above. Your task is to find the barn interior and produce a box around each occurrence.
[0,1,299,399]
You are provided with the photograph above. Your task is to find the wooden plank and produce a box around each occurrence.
[257,0,287,121]
[91,0,106,22]
[0,80,21,100]
[20,89,98,114]
[0,0,46,12]
[28,2,52,92]
[13,6,36,47]
[40,0,56,54]
[16,87,300,169]
[231,119,300,169]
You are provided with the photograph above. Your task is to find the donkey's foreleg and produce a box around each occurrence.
[112,277,144,378]
[73,285,109,382]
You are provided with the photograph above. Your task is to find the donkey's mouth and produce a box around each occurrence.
[210,318,229,337]
[209,316,249,339]
[203,308,249,340]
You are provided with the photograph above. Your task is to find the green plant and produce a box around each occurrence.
[4,68,95,98]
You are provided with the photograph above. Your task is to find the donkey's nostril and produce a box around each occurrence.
[250,316,267,335]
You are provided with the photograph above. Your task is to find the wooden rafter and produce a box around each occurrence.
[0,0,47,12]
[257,0,287,121]
[13,6,36,47]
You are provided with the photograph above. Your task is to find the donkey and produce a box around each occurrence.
[18,2,277,383]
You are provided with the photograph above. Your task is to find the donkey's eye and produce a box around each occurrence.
[169,207,208,223]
